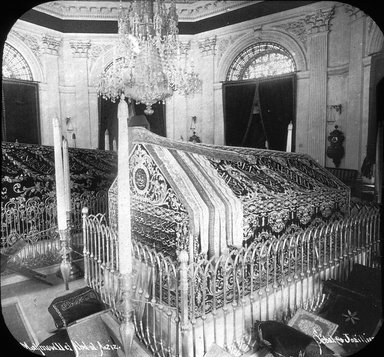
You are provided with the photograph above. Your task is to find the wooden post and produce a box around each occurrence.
[117,94,135,355]
[179,250,190,357]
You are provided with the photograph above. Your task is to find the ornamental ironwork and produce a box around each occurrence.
[226,42,295,81]
[2,43,33,81]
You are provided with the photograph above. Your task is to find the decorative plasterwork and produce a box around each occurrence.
[274,17,307,50]
[344,4,365,21]
[198,36,216,56]
[216,33,244,63]
[274,7,334,49]
[41,34,62,55]
[10,29,41,59]
[179,40,192,56]
[35,1,252,22]
[305,7,335,35]
[69,40,92,58]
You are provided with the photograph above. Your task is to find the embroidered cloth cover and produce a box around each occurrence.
[108,128,350,259]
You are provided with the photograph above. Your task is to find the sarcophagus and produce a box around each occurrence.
[108,128,350,260]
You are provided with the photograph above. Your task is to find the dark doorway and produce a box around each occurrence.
[223,74,296,151]
[98,98,166,150]
[2,79,40,144]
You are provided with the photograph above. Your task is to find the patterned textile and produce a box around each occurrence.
[48,287,105,329]
[108,128,350,259]
[2,141,117,205]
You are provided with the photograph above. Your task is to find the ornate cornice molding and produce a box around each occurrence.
[41,34,62,55]
[344,4,365,21]
[69,40,92,58]
[198,36,216,56]
[35,1,252,22]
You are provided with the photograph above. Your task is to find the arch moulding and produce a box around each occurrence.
[367,21,384,56]
[216,29,308,82]
[5,32,45,83]
[89,44,116,87]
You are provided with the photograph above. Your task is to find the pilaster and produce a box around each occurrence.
[344,5,366,170]
[40,34,62,146]
[305,7,334,166]
[198,36,216,144]
[69,40,93,148]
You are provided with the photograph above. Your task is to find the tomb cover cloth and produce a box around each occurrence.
[199,142,350,243]
[109,128,349,258]
[1,141,117,204]
[110,138,243,257]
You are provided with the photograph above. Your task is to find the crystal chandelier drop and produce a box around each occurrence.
[97,0,201,115]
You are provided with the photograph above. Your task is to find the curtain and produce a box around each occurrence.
[223,81,257,147]
[134,102,166,137]
[258,74,295,151]
[223,74,295,151]
[2,79,40,144]
[99,99,166,149]
[361,53,384,178]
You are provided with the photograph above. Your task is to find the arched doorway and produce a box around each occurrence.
[2,43,40,144]
[223,42,296,151]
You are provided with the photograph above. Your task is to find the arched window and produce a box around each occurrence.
[2,43,40,144]
[226,42,295,81]
[2,43,33,81]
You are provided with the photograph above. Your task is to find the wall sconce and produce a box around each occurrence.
[66,117,74,132]
[188,116,201,143]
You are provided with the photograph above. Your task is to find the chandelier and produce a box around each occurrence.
[98,0,201,115]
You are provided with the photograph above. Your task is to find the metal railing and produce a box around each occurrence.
[82,203,381,357]
[1,191,108,268]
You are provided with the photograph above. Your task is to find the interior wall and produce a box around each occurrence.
[5,1,384,172]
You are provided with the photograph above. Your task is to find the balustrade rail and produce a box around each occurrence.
[82,203,381,357]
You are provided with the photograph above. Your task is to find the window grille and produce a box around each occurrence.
[2,43,33,81]
[226,42,295,81]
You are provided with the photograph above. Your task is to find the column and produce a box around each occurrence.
[305,8,334,166]
[198,36,216,144]
[213,82,224,145]
[69,40,92,149]
[40,35,62,146]
[344,5,366,170]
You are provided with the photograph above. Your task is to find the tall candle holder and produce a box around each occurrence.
[56,211,82,289]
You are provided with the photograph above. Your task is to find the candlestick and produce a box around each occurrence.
[105,129,110,151]
[62,138,71,212]
[286,121,293,152]
[53,117,67,230]
[117,94,135,355]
